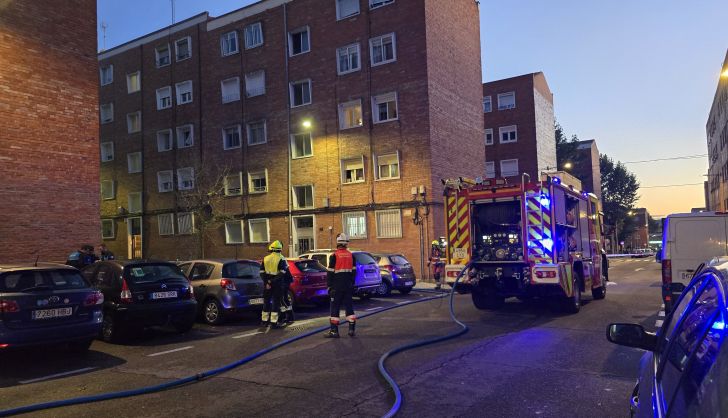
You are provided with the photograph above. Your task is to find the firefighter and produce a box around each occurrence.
[279,262,295,324]
[260,240,289,329]
[324,233,356,338]
[427,240,445,290]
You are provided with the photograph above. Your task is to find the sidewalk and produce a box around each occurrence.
[413,281,443,290]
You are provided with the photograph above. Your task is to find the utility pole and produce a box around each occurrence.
[171,0,176,24]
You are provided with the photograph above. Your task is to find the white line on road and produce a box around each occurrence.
[19,367,96,384]
[658,311,665,317]
[289,318,321,327]
[661,303,665,309]
[396,301,410,305]
[232,331,263,339]
[607,282,618,286]
[655,319,664,328]
[635,268,645,272]
[147,346,194,357]
[365,307,383,311]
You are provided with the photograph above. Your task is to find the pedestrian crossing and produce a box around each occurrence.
[655,304,665,328]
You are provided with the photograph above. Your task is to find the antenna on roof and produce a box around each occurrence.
[101,21,108,51]
[171,0,176,24]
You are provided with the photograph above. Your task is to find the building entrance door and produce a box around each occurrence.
[127,217,142,259]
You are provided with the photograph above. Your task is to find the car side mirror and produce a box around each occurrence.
[606,323,657,351]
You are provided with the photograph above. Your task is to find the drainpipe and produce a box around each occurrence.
[283,3,293,256]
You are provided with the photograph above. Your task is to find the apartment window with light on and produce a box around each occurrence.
[158,214,174,236]
[292,185,314,209]
[338,100,363,129]
[177,213,194,235]
[127,112,141,133]
[289,27,310,56]
[156,86,172,110]
[376,209,402,238]
[223,125,241,150]
[221,31,239,56]
[342,157,365,184]
[485,128,494,145]
[224,173,243,196]
[500,159,519,177]
[370,0,394,9]
[100,103,113,124]
[175,37,191,61]
[155,45,170,67]
[128,192,142,213]
[100,142,114,162]
[370,33,396,66]
[127,152,142,173]
[249,170,267,193]
[499,125,517,143]
[376,153,399,180]
[225,221,244,244]
[485,161,495,179]
[247,120,267,145]
[101,180,114,200]
[291,133,312,158]
[177,125,194,148]
[336,0,359,19]
[244,22,263,49]
[157,170,173,193]
[177,167,194,191]
[290,80,311,107]
[100,65,113,86]
[497,92,515,110]
[221,77,240,103]
[343,212,366,239]
[248,219,270,243]
[245,70,265,97]
[372,92,398,123]
[101,219,115,239]
[157,129,173,152]
[127,72,140,93]
[176,80,193,105]
[483,96,492,112]
[337,44,360,75]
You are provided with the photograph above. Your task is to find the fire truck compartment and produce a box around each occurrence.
[472,200,524,262]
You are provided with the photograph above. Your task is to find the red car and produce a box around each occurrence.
[286,258,329,306]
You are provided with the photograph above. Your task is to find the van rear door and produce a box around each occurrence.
[671,216,728,285]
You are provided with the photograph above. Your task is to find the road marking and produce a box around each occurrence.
[232,331,263,339]
[658,311,665,317]
[635,268,645,272]
[147,346,194,357]
[655,319,664,328]
[396,301,411,305]
[365,307,383,311]
[289,318,320,327]
[661,303,665,309]
[607,282,618,286]
[19,367,96,384]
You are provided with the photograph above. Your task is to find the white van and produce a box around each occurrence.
[660,212,728,311]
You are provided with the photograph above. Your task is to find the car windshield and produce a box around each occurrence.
[222,261,261,278]
[0,269,89,292]
[390,255,410,265]
[353,253,376,265]
[295,260,327,273]
[123,263,187,283]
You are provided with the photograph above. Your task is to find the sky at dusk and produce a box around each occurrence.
[97,0,728,218]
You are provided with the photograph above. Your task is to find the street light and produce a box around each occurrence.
[563,162,573,170]
[301,119,312,129]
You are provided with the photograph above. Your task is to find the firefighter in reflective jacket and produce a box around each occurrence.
[324,233,356,338]
[427,240,444,290]
[260,240,289,329]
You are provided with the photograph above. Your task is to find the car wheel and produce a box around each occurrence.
[564,282,582,314]
[377,280,392,297]
[592,285,607,300]
[203,299,225,325]
[358,292,372,300]
[398,287,412,295]
[101,314,122,343]
[471,288,504,310]
[173,320,195,334]
[67,339,93,353]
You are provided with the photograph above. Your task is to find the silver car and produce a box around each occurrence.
[372,253,416,296]
[299,250,382,298]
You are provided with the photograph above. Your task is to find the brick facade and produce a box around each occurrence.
[0,0,99,263]
[707,49,728,211]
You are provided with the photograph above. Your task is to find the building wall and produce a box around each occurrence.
[533,74,556,175]
[574,140,602,199]
[707,49,728,211]
[0,0,99,263]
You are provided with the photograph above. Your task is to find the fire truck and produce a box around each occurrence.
[442,172,608,313]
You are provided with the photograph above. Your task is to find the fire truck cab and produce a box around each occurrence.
[442,172,608,313]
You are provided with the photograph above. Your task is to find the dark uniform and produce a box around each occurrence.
[428,242,444,290]
[260,250,289,328]
[66,245,98,269]
[325,246,356,338]
[279,269,295,323]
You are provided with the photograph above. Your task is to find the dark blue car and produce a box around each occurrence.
[607,260,728,417]
[0,263,104,352]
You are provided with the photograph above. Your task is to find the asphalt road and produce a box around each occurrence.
[0,257,663,418]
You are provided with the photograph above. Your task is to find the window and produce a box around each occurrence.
[127,192,142,213]
[336,0,359,19]
[245,70,265,97]
[157,170,174,193]
[337,43,360,75]
[288,27,310,56]
[370,33,396,66]
[249,170,268,193]
[376,209,402,238]
[500,159,519,177]
[376,152,399,180]
[177,167,194,191]
[224,172,243,196]
[101,180,114,200]
[220,31,239,56]
[499,125,517,143]
[338,100,363,129]
[101,219,115,239]
[247,120,267,145]
[127,152,142,173]
[100,142,114,162]
[290,80,312,107]
[175,37,191,61]
[343,212,367,239]
[222,125,241,150]
[221,77,240,103]
[248,218,270,243]
[156,86,172,110]
[155,44,170,67]
[244,22,263,49]
[497,91,515,110]
[292,185,314,209]
[291,132,313,158]
[341,157,365,184]
[370,0,394,9]
[176,124,194,148]
[126,112,141,133]
[483,96,492,112]
[485,161,495,178]
[100,65,113,86]
[127,72,140,93]
[176,80,193,105]
[485,128,494,145]
[100,103,113,124]
[225,221,244,244]
[372,92,398,123]
[177,212,194,235]
[157,129,173,152]
[158,214,174,236]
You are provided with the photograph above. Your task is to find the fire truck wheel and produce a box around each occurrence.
[563,285,582,314]
[471,289,504,310]
[592,285,606,300]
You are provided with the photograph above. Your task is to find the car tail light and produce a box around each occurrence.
[0,344,9,349]
[661,259,672,285]
[386,265,396,272]
[83,291,104,306]
[120,279,133,303]
[535,271,557,279]
[0,300,19,313]
[220,279,237,291]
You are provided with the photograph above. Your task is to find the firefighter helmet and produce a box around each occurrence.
[268,240,283,252]
[336,234,350,245]
[431,240,440,247]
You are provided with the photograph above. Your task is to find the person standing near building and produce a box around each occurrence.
[325,234,356,338]
[98,243,115,261]
[260,240,289,329]
[427,240,445,290]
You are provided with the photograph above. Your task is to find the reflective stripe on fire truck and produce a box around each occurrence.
[560,263,574,297]
[447,195,470,264]
[525,188,553,264]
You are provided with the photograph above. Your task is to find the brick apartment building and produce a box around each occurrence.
[0,0,99,263]
[626,208,650,251]
[707,49,728,211]
[97,0,484,278]
[482,72,556,183]
[573,139,602,199]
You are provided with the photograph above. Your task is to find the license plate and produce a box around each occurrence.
[681,272,693,280]
[248,298,264,305]
[404,281,414,286]
[33,307,72,320]
[151,291,177,299]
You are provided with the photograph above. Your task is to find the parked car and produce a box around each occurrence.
[631,249,653,258]
[178,259,264,325]
[299,250,382,298]
[0,263,104,352]
[286,258,329,306]
[81,260,196,342]
[606,258,728,417]
[372,253,416,296]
